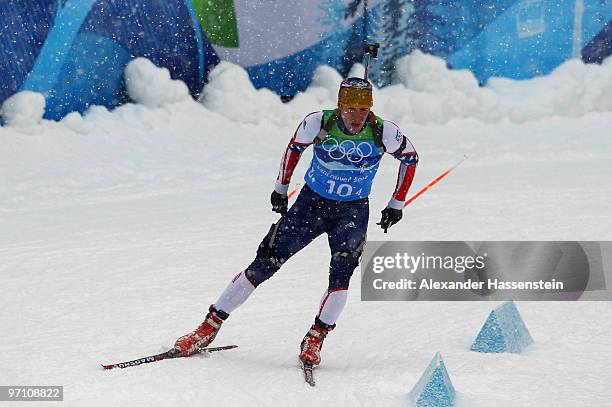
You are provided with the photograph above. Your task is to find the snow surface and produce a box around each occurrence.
[1,53,612,406]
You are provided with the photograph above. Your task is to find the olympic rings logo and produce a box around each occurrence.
[321,139,374,163]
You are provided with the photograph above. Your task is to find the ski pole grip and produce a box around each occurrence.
[363,43,379,80]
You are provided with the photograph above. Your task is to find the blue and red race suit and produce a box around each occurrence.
[274,110,418,209]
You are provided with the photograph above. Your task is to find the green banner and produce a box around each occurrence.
[194,0,239,47]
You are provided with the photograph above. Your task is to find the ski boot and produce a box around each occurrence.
[298,317,335,366]
[174,305,228,356]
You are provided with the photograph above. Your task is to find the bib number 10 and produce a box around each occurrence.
[327,180,361,197]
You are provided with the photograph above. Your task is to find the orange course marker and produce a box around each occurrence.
[404,155,468,208]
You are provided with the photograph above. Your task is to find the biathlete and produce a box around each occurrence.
[174,77,419,367]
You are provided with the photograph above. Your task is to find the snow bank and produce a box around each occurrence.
[199,61,285,125]
[310,64,343,102]
[0,91,45,127]
[2,54,611,130]
[202,51,612,125]
[388,51,499,123]
[124,57,190,108]
[488,57,612,122]
[385,50,612,124]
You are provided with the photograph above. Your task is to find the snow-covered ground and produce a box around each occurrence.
[1,54,611,406]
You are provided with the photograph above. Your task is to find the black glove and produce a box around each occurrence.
[270,191,288,215]
[377,207,402,233]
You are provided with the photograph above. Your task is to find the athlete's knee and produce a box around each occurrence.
[329,239,366,289]
[246,222,287,286]
[331,238,366,268]
[244,258,279,287]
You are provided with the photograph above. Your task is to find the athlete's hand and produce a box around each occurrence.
[271,191,288,215]
[377,207,402,233]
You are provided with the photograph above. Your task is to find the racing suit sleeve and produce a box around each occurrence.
[274,111,324,195]
[381,120,419,210]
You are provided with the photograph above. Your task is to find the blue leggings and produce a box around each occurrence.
[244,185,369,290]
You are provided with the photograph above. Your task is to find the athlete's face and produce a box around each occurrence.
[339,104,370,134]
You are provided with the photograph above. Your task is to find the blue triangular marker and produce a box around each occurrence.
[471,301,533,353]
[409,352,455,407]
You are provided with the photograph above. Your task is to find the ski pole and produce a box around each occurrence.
[287,183,302,200]
[404,155,468,208]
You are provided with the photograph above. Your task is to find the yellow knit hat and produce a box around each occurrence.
[338,77,373,108]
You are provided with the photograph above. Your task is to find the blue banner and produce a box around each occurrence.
[1,0,611,120]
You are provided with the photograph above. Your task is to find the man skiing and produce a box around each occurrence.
[174,77,418,367]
